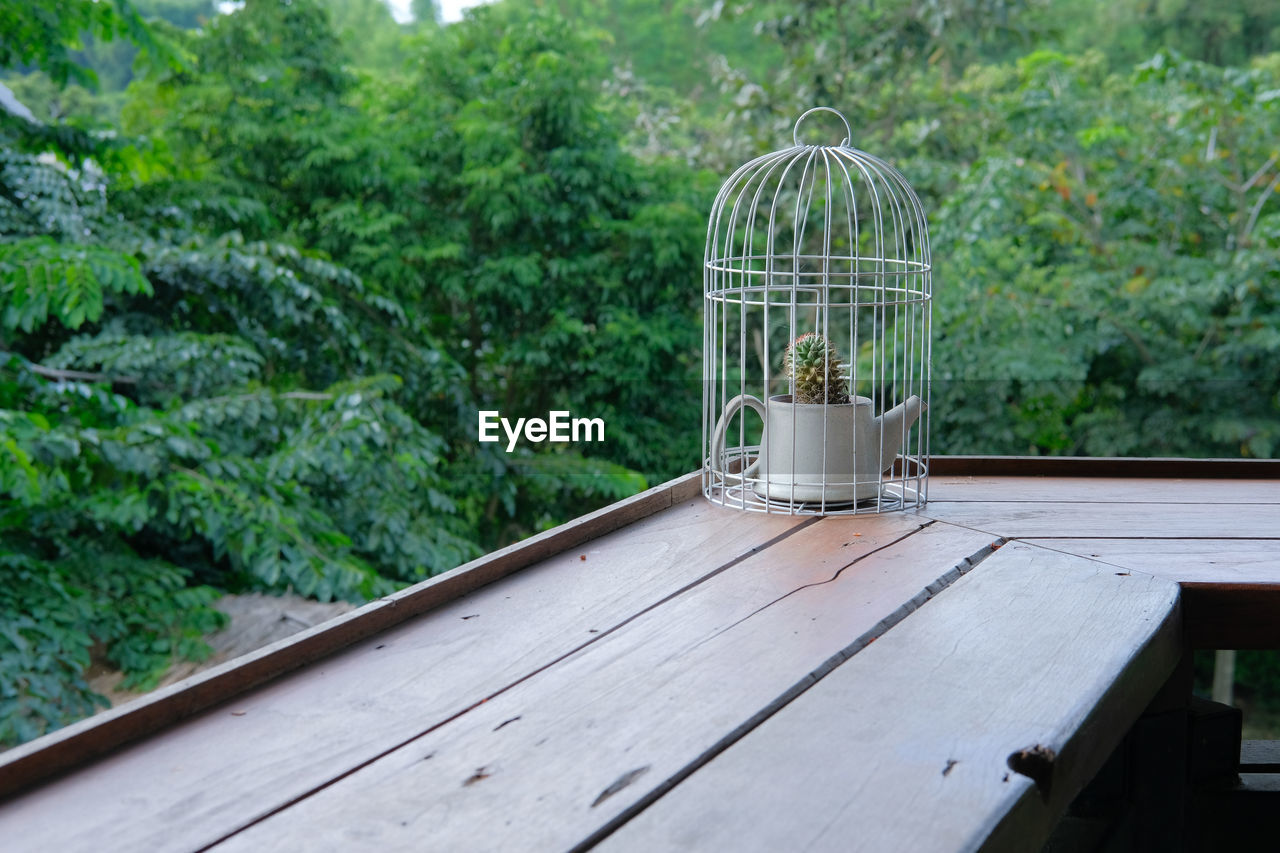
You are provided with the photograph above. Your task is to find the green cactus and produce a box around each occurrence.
[783,332,850,404]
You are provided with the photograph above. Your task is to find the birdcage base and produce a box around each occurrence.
[704,465,926,516]
[707,482,918,516]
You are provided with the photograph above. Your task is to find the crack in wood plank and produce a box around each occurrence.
[684,521,938,654]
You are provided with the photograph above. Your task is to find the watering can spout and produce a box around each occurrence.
[874,395,925,472]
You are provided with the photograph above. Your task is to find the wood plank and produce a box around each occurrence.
[1019,539,1280,586]
[1022,539,1280,648]
[0,493,807,853]
[1241,740,1280,772]
[930,456,1280,479]
[597,543,1182,853]
[204,520,997,852]
[931,476,1280,504]
[0,471,703,800]
[922,501,1280,539]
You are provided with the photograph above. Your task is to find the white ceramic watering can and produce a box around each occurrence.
[711,394,924,503]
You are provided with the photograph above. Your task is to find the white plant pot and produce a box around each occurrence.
[753,395,872,502]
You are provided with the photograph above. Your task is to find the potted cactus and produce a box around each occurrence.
[784,332,850,405]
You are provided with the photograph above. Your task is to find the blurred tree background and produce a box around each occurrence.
[2,0,1277,744]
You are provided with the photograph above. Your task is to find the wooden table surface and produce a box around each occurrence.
[1,465,1277,852]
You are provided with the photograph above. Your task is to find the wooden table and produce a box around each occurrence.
[2,460,1278,852]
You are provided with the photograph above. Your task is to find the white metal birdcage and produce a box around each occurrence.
[702,107,931,515]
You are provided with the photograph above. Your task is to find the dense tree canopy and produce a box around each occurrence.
[2,0,1277,745]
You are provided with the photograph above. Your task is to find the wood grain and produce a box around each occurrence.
[596,543,1182,853]
[1019,538,1280,586]
[922,501,1280,540]
[1021,539,1280,648]
[0,492,805,853]
[931,476,1280,505]
[205,520,995,852]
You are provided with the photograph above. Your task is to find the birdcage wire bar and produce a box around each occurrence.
[702,108,931,515]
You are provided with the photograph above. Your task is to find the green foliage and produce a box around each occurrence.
[0,549,225,743]
[1,326,480,738]
[0,0,158,88]
[784,333,850,404]
[125,0,692,525]
[513,0,781,96]
[929,50,1280,456]
[692,2,1280,456]
[0,0,190,106]
[0,72,120,126]
[48,326,264,406]
[411,0,441,26]
[319,0,408,71]
[0,147,108,241]
[0,368,231,741]
[1236,651,1280,704]
[137,0,220,31]
[1049,0,1280,69]
[394,4,712,485]
[122,0,357,237]
[0,238,151,334]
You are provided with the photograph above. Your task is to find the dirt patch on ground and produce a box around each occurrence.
[88,593,355,709]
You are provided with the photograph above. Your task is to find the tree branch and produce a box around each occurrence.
[27,364,138,384]
[1243,171,1280,244]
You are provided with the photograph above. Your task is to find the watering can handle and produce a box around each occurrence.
[710,394,766,486]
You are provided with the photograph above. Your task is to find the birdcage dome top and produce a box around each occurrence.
[705,107,930,305]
